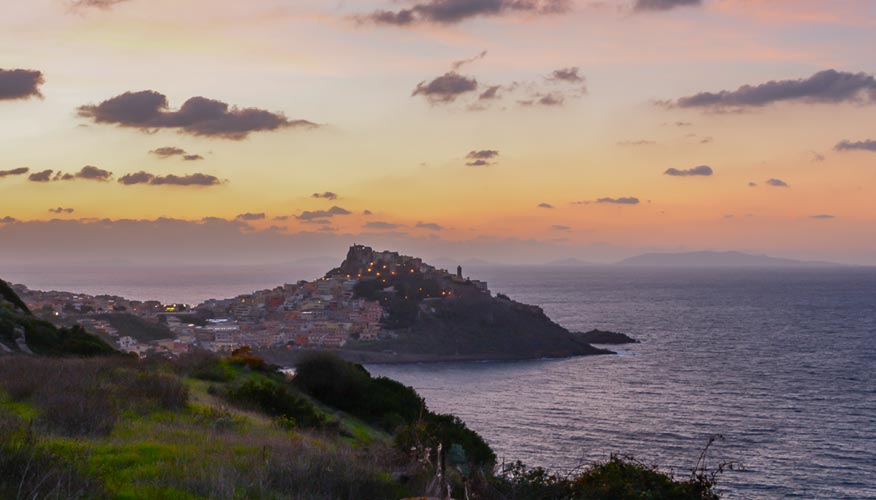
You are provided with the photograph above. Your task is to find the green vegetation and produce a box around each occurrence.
[0,349,727,499]
[1,280,115,357]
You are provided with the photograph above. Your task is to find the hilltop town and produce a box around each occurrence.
[12,245,624,362]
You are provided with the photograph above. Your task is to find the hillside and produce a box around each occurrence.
[618,251,841,268]
[262,245,615,364]
[0,278,115,356]
[0,350,725,499]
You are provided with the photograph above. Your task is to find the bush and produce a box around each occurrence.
[294,352,425,433]
[224,377,324,429]
[174,350,236,382]
[395,412,496,467]
[486,454,725,500]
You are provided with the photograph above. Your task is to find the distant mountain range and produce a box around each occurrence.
[617,251,843,268]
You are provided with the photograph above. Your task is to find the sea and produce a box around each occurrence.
[3,264,875,499]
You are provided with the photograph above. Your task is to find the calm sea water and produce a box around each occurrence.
[371,267,876,499]
[4,265,875,498]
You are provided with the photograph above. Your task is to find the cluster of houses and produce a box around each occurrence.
[13,245,492,357]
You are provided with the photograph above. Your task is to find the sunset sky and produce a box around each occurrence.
[2,0,876,265]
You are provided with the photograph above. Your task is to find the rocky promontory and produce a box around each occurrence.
[262,245,627,365]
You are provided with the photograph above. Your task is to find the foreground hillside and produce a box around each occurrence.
[0,349,725,499]
[1,279,115,357]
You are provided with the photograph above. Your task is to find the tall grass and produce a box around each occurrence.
[0,356,187,436]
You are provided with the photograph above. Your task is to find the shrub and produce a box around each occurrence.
[294,352,425,432]
[122,370,189,410]
[224,377,324,429]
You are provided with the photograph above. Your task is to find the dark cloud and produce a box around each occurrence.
[809,151,825,162]
[28,170,54,182]
[634,0,701,11]
[78,90,317,140]
[416,222,444,231]
[465,150,499,166]
[273,215,290,221]
[75,165,113,181]
[183,154,204,161]
[664,165,713,176]
[1,216,18,224]
[547,67,584,83]
[748,181,757,187]
[834,139,876,152]
[49,207,75,214]
[311,191,339,200]
[363,210,373,216]
[551,225,571,231]
[54,172,75,181]
[364,221,404,230]
[236,213,266,221]
[412,72,478,104]
[810,214,835,219]
[765,178,789,188]
[118,171,222,186]
[668,70,876,110]
[597,197,640,205]
[296,206,351,221]
[538,202,554,209]
[359,0,569,25]
[0,69,44,101]
[0,167,29,178]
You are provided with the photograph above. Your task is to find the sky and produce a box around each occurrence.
[2,0,876,265]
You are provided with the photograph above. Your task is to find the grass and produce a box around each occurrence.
[0,354,410,500]
[0,351,727,499]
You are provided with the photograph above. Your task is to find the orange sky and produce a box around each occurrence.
[2,0,876,264]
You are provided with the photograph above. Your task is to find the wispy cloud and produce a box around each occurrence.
[766,178,789,187]
[634,0,702,12]
[597,197,640,205]
[236,213,266,221]
[364,221,404,230]
[311,191,339,200]
[416,221,444,231]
